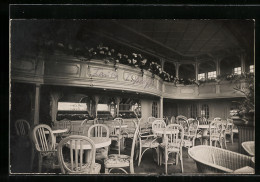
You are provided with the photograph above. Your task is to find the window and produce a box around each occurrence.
[208,71,216,79]
[198,73,205,80]
[152,101,158,118]
[234,67,241,75]
[201,104,209,119]
[190,104,197,118]
[250,65,254,73]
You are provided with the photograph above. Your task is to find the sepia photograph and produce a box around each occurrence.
[10,19,255,175]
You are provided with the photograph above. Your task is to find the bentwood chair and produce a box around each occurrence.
[138,119,160,166]
[109,120,123,155]
[32,124,58,173]
[159,124,184,174]
[152,119,166,130]
[104,119,140,174]
[87,124,110,160]
[77,119,88,135]
[183,119,199,148]
[15,119,31,137]
[57,135,101,174]
[209,121,226,149]
[224,119,234,144]
[176,115,188,124]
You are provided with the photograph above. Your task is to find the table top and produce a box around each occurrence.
[108,124,128,128]
[152,128,179,134]
[68,137,111,150]
[198,125,210,129]
[45,128,68,134]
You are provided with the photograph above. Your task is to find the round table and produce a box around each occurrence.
[68,137,111,163]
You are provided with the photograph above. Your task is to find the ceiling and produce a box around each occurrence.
[11,19,254,63]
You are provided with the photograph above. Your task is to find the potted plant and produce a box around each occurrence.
[231,74,254,126]
[230,74,254,153]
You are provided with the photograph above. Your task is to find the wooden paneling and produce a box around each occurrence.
[45,61,80,77]
[11,59,35,73]
[199,84,216,94]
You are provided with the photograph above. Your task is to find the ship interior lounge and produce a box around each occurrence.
[10,19,255,175]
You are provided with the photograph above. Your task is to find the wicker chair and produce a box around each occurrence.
[104,119,139,174]
[188,145,254,173]
[183,119,199,148]
[242,141,255,156]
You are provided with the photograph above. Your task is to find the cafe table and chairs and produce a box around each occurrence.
[57,135,101,174]
[32,124,58,173]
[86,124,110,160]
[104,119,139,174]
[159,124,184,174]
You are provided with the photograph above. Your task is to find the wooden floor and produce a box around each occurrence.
[10,135,239,174]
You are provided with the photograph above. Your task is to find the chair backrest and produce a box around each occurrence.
[163,124,184,148]
[176,115,187,124]
[80,119,88,126]
[187,119,199,136]
[109,120,122,136]
[152,119,166,130]
[200,117,209,125]
[209,120,225,138]
[177,117,189,132]
[225,119,234,133]
[87,124,109,138]
[15,119,30,136]
[170,116,175,124]
[57,135,96,174]
[213,117,222,122]
[32,124,55,152]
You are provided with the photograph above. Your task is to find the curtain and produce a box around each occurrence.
[115,96,121,117]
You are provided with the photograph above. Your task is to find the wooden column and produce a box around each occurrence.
[240,53,246,73]
[195,61,199,81]
[175,62,180,78]
[216,59,221,76]
[160,58,165,71]
[33,84,41,125]
[160,96,163,118]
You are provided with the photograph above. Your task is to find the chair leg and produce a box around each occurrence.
[138,146,142,166]
[180,151,184,173]
[157,147,160,166]
[231,133,234,144]
[175,153,178,165]
[38,154,42,173]
[105,168,109,174]
[214,140,217,147]
[165,152,168,175]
